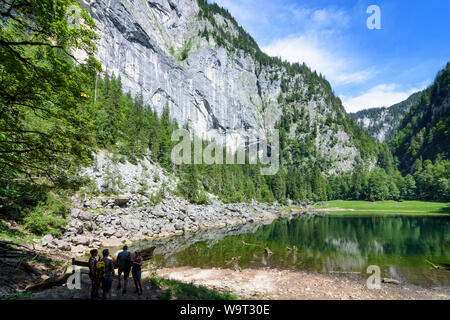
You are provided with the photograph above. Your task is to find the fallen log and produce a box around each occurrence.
[139,246,156,261]
[19,261,42,276]
[25,263,69,292]
[0,240,33,251]
[71,258,89,267]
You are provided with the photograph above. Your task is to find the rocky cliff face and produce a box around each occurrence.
[349,91,422,142]
[81,0,370,173]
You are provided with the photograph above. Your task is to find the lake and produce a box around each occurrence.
[125,213,450,288]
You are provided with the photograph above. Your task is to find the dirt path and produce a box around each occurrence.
[12,266,449,300]
[154,267,450,300]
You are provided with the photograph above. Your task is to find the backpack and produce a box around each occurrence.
[96,259,106,280]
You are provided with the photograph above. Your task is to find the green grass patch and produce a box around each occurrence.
[0,221,36,244]
[1,291,33,300]
[149,277,240,300]
[322,200,450,215]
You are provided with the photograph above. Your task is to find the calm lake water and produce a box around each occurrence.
[127,214,450,288]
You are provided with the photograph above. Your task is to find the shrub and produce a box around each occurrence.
[23,192,68,236]
[24,209,67,236]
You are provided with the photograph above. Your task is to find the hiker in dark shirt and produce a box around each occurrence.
[88,249,99,300]
[100,249,115,300]
[132,249,143,296]
[117,245,132,294]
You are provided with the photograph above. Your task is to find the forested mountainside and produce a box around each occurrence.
[82,0,379,174]
[349,91,422,142]
[390,63,450,175]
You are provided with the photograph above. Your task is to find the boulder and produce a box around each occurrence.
[152,210,165,218]
[115,230,125,238]
[103,228,116,238]
[41,234,53,246]
[78,211,91,221]
[72,245,88,254]
[84,221,94,232]
[114,198,130,207]
[69,208,81,218]
[67,220,84,234]
[161,223,175,234]
[120,215,141,231]
[71,235,91,246]
[174,223,184,231]
[55,239,71,251]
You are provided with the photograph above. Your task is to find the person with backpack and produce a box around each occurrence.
[88,249,100,300]
[97,248,115,300]
[117,245,132,294]
[132,249,143,296]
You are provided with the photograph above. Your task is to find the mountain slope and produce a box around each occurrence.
[81,0,378,174]
[349,91,422,142]
[389,63,450,173]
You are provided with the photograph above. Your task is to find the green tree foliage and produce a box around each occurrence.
[0,0,99,211]
[390,63,450,174]
[413,159,450,201]
[178,164,207,204]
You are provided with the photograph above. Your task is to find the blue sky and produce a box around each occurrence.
[211,0,450,112]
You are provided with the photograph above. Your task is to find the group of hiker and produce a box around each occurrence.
[88,245,144,300]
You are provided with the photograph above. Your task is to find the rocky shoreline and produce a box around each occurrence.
[33,150,328,256]
[37,195,314,256]
[0,196,324,298]
[154,267,450,300]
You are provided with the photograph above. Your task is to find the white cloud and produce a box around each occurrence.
[310,8,350,29]
[213,0,266,25]
[261,34,375,86]
[213,2,365,86]
[340,84,421,113]
[211,0,432,115]
[258,4,376,87]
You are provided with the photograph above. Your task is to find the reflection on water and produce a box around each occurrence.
[126,214,450,288]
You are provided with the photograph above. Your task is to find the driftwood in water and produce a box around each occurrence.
[137,246,156,261]
[264,247,273,256]
[424,259,450,271]
[25,263,69,291]
[425,259,440,269]
[225,256,241,272]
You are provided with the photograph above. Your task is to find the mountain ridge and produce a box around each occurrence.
[349,91,423,142]
[81,0,379,174]
[390,62,450,173]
